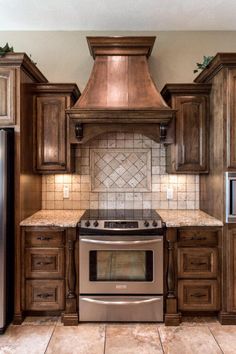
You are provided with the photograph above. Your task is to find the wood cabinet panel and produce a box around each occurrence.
[175,96,207,172]
[25,280,64,311]
[25,229,64,247]
[228,69,236,169]
[35,96,67,171]
[178,248,218,278]
[25,248,65,279]
[178,229,218,247]
[161,84,211,174]
[0,68,15,125]
[178,280,219,311]
[228,226,236,312]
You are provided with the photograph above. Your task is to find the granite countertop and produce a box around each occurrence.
[20,209,85,228]
[157,209,223,227]
[20,209,223,228]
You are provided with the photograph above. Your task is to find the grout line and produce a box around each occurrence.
[157,326,165,354]
[207,325,225,354]
[103,324,107,354]
[43,321,57,354]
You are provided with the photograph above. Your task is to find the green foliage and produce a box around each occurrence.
[0,43,14,57]
[193,55,214,74]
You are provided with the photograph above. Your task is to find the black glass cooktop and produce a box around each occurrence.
[80,209,161,221]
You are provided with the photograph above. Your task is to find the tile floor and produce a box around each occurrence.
[0,317,235,354]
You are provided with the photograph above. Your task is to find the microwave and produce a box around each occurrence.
[226,172,236,223]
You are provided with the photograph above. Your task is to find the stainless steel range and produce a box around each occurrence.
[78,209,165,322]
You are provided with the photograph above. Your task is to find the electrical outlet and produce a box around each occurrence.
[167,187,174,200]
[63,184,70,199]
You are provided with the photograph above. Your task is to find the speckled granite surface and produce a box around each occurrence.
[20,210,85,227]
[157,210,223,227]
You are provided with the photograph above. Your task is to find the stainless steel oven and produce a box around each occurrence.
[79,235,163,295]
[78,209,164,322]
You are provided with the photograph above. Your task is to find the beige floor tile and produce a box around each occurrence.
[46,324,105,354]
[22,316,59,326]
[209,324,236,353]
[159,326,222,354]
[181,316,219,326]
[0,324,54,354]
[105,324,163,354]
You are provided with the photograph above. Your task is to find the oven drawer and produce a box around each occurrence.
[177,248,218,278]
[178,280,219,311]
[25,280,65,311]
[25,248,65,279]
[79,296,163,322]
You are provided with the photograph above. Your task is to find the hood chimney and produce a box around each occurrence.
[67,36,175,144]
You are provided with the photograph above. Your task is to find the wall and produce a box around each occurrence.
[1,31,236,90]
[42,132,199,210]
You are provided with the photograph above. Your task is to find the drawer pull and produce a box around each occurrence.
[36,261,53,266]
[36,236,52,241]
[190,293,206,298]
[37,293,53,299]
[189,236,207,241]
[190,261,207,266]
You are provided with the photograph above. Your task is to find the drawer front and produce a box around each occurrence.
[178,248,218,278]
[178,229,218,246]
[26,280,64,311]
[178,280,219,311]
[25,230,64,247]
[25,248,64,279]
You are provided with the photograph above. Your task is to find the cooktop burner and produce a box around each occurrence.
[79,209,165,235]
[80,209,161,221]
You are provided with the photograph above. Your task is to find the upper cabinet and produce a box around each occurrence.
[33,84,80,173]
[0,68,16,125]
[161,84,211,174]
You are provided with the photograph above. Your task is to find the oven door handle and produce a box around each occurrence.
[80,238,162,245]
[80,297,161,306]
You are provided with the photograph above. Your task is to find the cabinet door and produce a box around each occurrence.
[228,69,236,169]
[174,96,208,173]
[35,95,70,172]
[0,68,15,125]
[228,226,236,312]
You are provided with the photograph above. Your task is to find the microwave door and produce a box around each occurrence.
[231,180,236,215]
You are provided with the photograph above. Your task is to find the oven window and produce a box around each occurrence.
[89,250,153,281]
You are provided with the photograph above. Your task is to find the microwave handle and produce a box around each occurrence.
[80,238,162,245]
[80,297,161,306]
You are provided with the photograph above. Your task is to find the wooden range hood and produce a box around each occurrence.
[67,36,175,144]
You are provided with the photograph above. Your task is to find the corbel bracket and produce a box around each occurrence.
[75,122,83,141]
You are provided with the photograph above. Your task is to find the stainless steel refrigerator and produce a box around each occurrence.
[0,128,14,334]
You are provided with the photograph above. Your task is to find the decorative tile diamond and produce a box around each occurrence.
[90,149,151,192]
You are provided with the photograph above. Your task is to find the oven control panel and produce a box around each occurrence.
[80,219,162,230]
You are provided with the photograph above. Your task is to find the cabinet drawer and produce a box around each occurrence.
[25,280,64,311]
[25,230,64,247]
[178,248,218,278]
[178,280,219,311]
[25,248,64,279]
[178,229,218,246]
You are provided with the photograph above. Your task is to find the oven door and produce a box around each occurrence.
[79,235,163,294]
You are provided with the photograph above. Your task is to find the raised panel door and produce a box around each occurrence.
[175,96,208,172]
[35,96,68,172]
[228,69,236,169]
[0,68,15,125]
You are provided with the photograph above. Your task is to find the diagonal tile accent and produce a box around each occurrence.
[90,149,151,192]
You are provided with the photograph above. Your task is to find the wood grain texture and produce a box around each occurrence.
[0,68,16,125]
[161,84,211,174]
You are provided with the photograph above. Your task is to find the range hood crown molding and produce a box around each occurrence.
[67,36,175,143]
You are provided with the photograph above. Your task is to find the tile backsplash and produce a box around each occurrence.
[42,132,199,210]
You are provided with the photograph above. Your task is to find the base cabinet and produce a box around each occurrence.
[165,226,221,326]
[20,226,78,325]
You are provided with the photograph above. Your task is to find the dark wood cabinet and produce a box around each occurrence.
[228,69,236,169]
[161,84,211,173]
[21,226,78,325]
[33,84,80,173]
[165,226,221,326]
